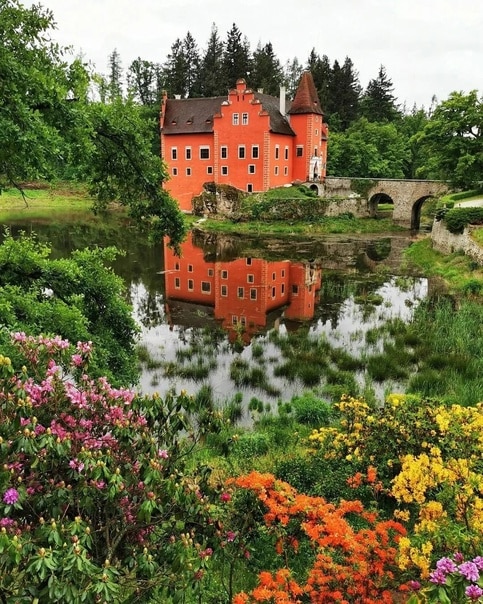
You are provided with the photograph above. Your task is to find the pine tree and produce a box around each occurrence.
[327,56,361,130]
[107,48,123,101]
[251,41,283,95]
[199,23,225,96]
[163,38,188,97]
[306,49,331,111]
[283,57,303,98]
[223,23,251,88]
[183,31,201,97]
[360,64,400,122]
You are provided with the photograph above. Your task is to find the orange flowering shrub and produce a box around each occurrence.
[230,472,406,603]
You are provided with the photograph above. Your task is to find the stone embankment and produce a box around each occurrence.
[431,220,483,265]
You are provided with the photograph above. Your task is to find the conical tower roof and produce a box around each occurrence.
[288,71,324,115]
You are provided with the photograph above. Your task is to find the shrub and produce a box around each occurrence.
[291,392,332,427]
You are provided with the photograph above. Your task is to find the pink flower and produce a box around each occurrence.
[466,585,483,601]
[3,488,19,505]
[226,531,236,542]
[220,492,231,503]
[71,354,83,367]
[158,449,169,459]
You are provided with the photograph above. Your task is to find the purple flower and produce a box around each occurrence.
[453,551,465,563]
[465,584,483,601]
[473,556,483,570]
[3,488,19,505]
[436,557,458,574]
[429,568,447,585]
[458,561,480,583]
[408,580,421,591]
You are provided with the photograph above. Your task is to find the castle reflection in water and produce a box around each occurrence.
[163,233,321,344]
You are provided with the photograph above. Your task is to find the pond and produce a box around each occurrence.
[1,216,427,417]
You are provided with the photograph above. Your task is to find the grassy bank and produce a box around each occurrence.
[404,237,483,295]
[196,215,404,236]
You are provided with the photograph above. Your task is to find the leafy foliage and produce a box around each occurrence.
[440,206,483,234]
[0,232,138,386]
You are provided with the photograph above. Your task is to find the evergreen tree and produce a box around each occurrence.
[327,57,361,130]
[251,41,283,95]
[306,49,331,112]
[199,23,225,96]
[283,57,303,98]
[163,38,188,97]
[107,48,123,101]
[183,31,201,97]
[360,64,400,122]
[223,23,251,88]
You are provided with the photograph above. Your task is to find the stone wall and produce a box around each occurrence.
[431,219,483,265]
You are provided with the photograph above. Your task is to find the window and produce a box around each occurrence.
[281,269,285,277]
[275,145,279,159]
[272,287,276,297]
[221,166,228,175]
[221,146,228,159]
[284,167,288,175]
[248,164,255,174]
[221,270,228,279]
[175,277,180,289]
[172,167,178,176]
[201,281,211,294]
[247,274,254,283]
[238,146,245,159]
[232,113,239,125]
[314,148,318,157]
[188,264,193,272]
[242,112,248,125]
[208,268,214,277]
[272,272,276,280]
[221,285,228,297]
[185,147,191,160]
[200,147,210,160]
[296,146,303,157]
[240,316,246,326]
[207,166,213,174]
[171,147,177,160]
[284,146,289,160]
[315,129,318,135]
[292,284,299,295]
[232,316,238,325]
[281,284,285,294]
[188,279,194,291]
[252,145,259,159]
[247,184,253,193]
[246,258,252,266]
[186,167,191,176]
[175,262,180,271]
[237,287,244,299]
[274,166,279,175]
[250,288,257,300]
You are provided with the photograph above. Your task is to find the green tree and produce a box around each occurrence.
[0,232,139,386]
[360,64,400,122]
[107,48,123,102]
[127,57,164,106]
[328,57,361,130]
[0,0,186,247]
[223,23,251,88]
[162,37,188,97]
[199,23,226,96]
[416,90,483,188]
[250,41,283,96]
[307,49,331,113]
[183,31,202,97]
[327,117,410,178]
[397,105,430,178]
[283,56,303,98]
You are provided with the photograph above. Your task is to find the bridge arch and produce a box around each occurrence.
[411,195,434,230]
[368,192,394,218]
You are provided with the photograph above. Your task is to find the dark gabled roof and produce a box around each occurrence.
[254,92,295,136]
[162,97,225,134]
[161,91,296,136]
[288,71,324,116]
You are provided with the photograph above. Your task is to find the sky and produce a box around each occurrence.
[25,0,483,110]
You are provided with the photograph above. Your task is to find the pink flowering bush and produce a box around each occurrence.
[0,334,226,602]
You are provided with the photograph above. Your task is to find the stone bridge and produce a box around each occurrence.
[307,177,451,229]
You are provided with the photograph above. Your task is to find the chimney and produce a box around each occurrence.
[174,94,181,100]
[279,86,286,116]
